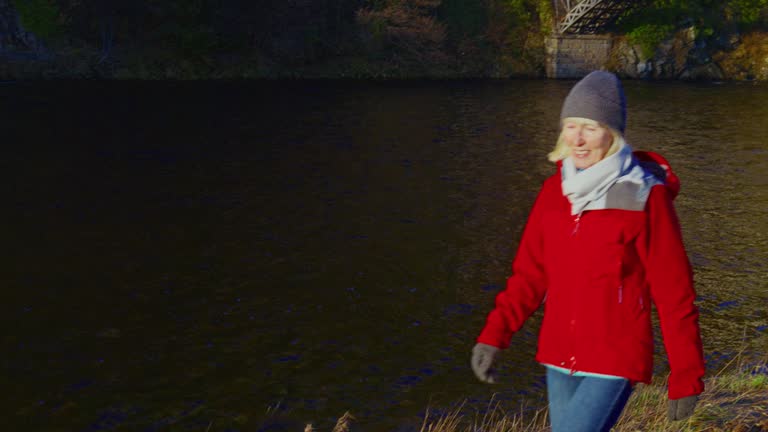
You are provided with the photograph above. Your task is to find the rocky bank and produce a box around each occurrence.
[608,28,768,81]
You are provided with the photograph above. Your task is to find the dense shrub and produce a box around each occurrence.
[11,0,61,40]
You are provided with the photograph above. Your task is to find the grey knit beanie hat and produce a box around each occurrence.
[560,70,626,133]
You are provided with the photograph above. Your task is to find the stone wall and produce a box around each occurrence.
[545,34,613,78]
[545,29,766,81]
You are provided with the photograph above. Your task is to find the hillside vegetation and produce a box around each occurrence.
[1,0,767,79]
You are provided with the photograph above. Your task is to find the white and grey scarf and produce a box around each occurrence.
[561,142,662,216]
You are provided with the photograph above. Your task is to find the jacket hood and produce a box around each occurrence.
[633,151,680,200]
[555,150,680,200]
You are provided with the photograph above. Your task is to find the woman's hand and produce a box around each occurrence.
[471,343,500,383]
[667,395,698,421]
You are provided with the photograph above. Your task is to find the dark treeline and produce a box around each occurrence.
[1,0,767,78]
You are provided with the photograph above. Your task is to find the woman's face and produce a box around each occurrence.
[562,121,614,169]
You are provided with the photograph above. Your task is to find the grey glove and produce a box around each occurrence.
[667,395,698,421]
[471,343,500,383]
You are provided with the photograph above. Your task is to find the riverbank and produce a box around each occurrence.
[1,31,767,81]
[311,356,768,432]
[2,1,767,80]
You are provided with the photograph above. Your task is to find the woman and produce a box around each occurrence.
[470,71,705,432]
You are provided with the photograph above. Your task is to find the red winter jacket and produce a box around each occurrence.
[477,152,705,400]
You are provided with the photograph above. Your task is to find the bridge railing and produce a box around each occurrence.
[555,0,638,35]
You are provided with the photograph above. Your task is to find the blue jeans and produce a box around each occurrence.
[546,367,633,432]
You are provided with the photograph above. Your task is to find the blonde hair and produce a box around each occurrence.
[548,117,625,163]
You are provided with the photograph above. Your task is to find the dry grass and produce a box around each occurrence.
[613,363,768,431]
[297,353,767,431]
[413,355,768,432]
[305,411,355,432]
[419,399,550,432]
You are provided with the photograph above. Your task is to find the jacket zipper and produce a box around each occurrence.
[567,211,583,373]
[566,319,577,374]
[571,214,581,236]
[618,284,623,304]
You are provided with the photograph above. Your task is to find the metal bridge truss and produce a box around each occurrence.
[557,0,636,34]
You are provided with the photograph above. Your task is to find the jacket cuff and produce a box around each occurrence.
[668,375,705,400]
[476,330,508,350]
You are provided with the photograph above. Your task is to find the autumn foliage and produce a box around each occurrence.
[356,0,448,71]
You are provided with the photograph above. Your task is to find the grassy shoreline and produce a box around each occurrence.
[312,355,768,432]
[419,357,768,432]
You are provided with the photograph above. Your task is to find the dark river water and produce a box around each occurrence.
[4,79,767,431]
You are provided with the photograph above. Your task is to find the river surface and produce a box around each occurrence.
[4,79,767,431]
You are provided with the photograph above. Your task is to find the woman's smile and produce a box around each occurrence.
[562,120,614,169]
